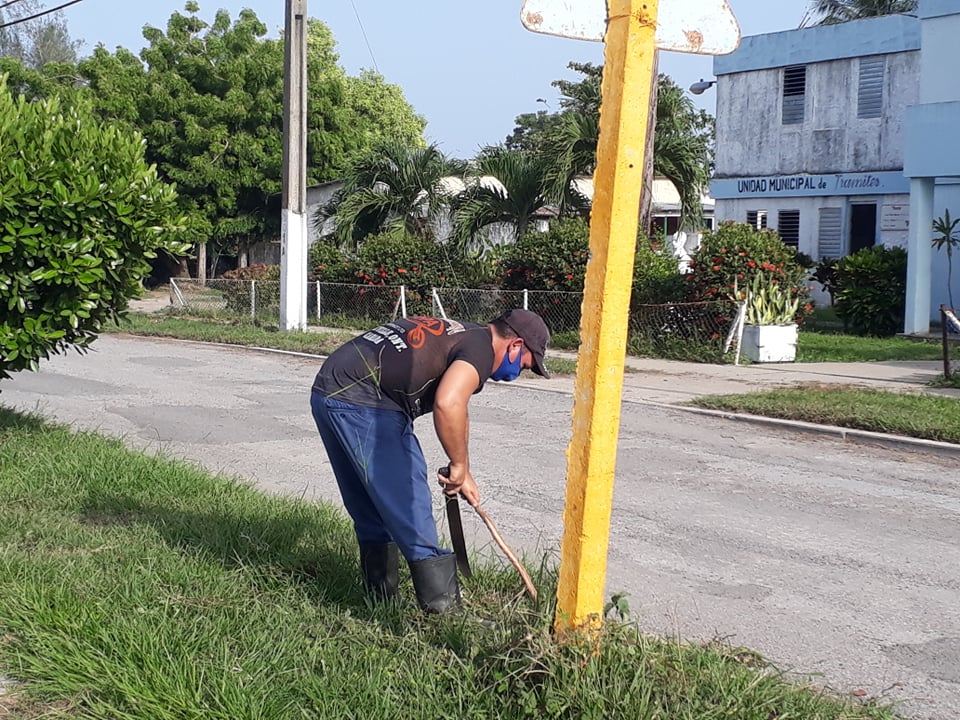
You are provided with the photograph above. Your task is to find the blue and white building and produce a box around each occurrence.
[710,0,960,332]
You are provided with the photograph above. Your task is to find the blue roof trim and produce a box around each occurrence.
[919,0,957,20]
[713,14,920,75]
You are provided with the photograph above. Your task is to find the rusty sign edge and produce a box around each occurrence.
[520,0,742,56]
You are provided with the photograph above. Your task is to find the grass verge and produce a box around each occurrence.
[109,312,578,376]
[691,384,960,444]
[797,332,944,363]
[0,408,895,719]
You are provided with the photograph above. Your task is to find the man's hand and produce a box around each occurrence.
[438,465,480,507]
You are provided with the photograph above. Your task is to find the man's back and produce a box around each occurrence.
[313,317,494,419]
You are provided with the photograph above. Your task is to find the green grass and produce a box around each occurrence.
[692,384,960,443]
[107,312,359,356]
[0,408,896,719]
[797,332,945,363]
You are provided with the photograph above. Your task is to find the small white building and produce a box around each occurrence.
[710,0,960,330]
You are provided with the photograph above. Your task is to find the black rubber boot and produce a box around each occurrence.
[408,554,462,614]
[359,542,399,600]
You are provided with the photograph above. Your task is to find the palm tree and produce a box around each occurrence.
[319,141,465,249]
[451,147,552,252]
[539,74,710,232]
[933,209,960,309]
[801,0,917,26]
[653,77,711,230]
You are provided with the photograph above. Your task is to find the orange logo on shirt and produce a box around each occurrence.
[407,317,446,349]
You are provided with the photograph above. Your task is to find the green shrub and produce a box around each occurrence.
[308,241,353,284]
[834,245,907,337]
[632,237,686,305]
[498,218,590,292]
[0,82,185,381]
[813,257,839,306]
[686,222,812,322]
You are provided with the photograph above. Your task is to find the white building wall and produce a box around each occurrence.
[714,52,918,179]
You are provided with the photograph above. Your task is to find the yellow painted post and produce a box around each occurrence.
[554,0,660,635]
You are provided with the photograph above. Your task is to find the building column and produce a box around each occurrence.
[904,177,935,334]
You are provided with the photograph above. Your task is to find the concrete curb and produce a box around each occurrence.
[644,400,960,458]
[117,335,960,458]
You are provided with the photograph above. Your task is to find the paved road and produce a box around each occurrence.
[3,335,959,719]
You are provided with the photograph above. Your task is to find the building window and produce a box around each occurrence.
[746,210,768,229]
[817,207,843,259]
[782,65,806,125]
[778,210,800,248]
[857,57,885,119]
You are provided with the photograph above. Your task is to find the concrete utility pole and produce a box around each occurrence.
[280,0,308,331]
[520,0,741,637]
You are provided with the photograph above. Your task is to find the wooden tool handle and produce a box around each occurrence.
[473,504,538,601]
[438,466,538,601]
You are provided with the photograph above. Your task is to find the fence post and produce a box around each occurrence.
[250,280,256,320]
[432,288,447,319]
[734,301,747,366]
[316,281,321,321]
[523,288,529,310]
[942,305,951,379]
[170,278,187,307]
[400,285,407,318]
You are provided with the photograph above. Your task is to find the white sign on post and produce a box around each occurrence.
[521,0,740,55]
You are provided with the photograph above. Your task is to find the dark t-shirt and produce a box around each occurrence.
[312,317,494,418]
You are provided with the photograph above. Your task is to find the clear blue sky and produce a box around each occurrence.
[64,0,812,158]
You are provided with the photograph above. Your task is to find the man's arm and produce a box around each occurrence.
[433,359,481,506]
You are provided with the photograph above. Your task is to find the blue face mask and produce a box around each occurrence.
[490,344,523,382]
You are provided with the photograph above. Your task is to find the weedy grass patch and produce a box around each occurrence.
[0,408,896,719]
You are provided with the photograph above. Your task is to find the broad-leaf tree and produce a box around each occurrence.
[76,2,423,277]
[802,0,917,25]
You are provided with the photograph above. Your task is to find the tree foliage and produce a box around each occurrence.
[0,79,186,381]
[72,3,423,266]
[802,0,917,26]
[452,147,552,252]
[515,63,712,230]
[322,141,465,249]
[0,0,82,69]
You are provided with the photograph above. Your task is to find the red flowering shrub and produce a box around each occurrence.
[686,222,813,323]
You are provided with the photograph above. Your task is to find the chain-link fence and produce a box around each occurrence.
[169,279,741,362]
[629,300,741,362]
[432,288,583,334]
[170,279,281,318]
[171,279,414,327]
[940,305,960,379]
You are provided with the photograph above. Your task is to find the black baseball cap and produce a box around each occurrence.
[497,309,551,378]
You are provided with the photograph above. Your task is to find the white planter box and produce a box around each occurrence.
[741,323,798,363]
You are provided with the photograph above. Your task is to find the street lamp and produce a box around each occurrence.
[688,78,717,95]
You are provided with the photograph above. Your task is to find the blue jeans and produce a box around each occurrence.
[310,392,444,562]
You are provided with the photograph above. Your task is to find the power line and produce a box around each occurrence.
[0,0,83,29]
[348,0,378,73]
[0,0,32,12]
